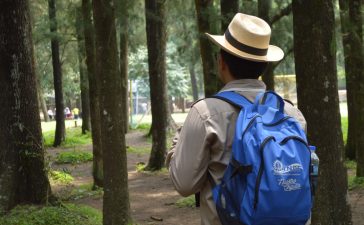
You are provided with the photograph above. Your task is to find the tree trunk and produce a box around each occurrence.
[37,82,50,122]
[116,0,129,133]
[76,7,91,134]
[189,64,199,101]
[0,0,52,212]
[48,0,65,147]
[258,0,275,90]
[341,0,364,176]
[339,0,364,166]
[92,0,130,224]
[220,0,239,31]
[195,0,219,97]
[145,0,168,171]
[82,0,103,187]
[292,0,352,224]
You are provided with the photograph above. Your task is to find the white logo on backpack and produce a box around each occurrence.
[273,160,303,175]
[278,179,302,191]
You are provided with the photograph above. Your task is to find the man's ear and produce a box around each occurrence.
[219,54,227,71]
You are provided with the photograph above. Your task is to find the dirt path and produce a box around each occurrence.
[48,131,364,225]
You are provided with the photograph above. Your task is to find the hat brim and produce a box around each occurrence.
[206,33,284,62]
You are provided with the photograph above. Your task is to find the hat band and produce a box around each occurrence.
[225,30,268,56]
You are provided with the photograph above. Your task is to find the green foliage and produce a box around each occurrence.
[128,44,190,99]
[131,123,151,132]
[345,161,364,190]
[55,150,93,164]
[345,160,357,170]
[61,184,103,201]
[348,176,364,190]
[43,127,92,148]
[0,204,101,225]
[175,195,196,208]
[136,162,146,172]
[49,170,74,184]
[127,146,150,155]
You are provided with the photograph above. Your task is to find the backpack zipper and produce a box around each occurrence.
[253,136,276,210]
[241,114,260,139]
[263,116,292,127]
[279,136,308,147]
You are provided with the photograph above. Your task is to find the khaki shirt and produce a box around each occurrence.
[167,79,306,225]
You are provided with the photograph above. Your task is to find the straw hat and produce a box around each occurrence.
[206,13,284,62]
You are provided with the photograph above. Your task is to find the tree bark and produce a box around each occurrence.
[189,64,199,101]
[0,0,52,212]
[37,79,50,122]
[145,0,168,170]
[116,0,129,133]
[292,0,352,224]
[82,0,103,187]
[339,0,364,168]
[92,0,130,224]
[220,0,239,31]
[258,0,275,90]
[48,0,65,147]
[195,0,219,97]
[76,7,91,134]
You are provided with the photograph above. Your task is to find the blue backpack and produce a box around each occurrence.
[211,91,312,225]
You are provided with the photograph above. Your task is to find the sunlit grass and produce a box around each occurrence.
[175,195,196,208]
[0,204,101,225]
[55,150,93,164]
[43,127,92,148]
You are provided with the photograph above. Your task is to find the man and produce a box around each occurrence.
[166,13,306,225]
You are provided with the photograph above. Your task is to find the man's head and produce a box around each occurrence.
[206,13,283,83]
[218,49,268,82]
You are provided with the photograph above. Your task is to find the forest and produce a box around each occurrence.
[0,0,363,224]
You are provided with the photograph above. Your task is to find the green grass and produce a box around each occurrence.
[0,204,101,225]
[345,160,357,170]
[348,176,364,190]
[56,150,93,164]
[43,127,92,148]
[61,184,104,201]
[49,170,74,184]
[126,146,150,154]
[175,195,196,208]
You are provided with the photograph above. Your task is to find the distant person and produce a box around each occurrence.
[72,107,79,119]
[47,109,54,120]
[64,107,71,118]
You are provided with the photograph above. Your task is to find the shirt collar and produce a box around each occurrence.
[219,79,266,93]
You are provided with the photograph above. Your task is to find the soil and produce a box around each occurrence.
[48,131,364,225]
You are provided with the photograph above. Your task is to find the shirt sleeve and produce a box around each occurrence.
[168,107,211,197]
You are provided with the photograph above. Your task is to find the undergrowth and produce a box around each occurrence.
[0,204,101,225]
[43,127,92,148]
[55,150,93,164]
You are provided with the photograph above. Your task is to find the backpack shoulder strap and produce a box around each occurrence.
[212,91,253,109]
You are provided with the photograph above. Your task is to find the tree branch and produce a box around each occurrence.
[270,3,292,25]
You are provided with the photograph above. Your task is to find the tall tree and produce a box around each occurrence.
[0,0,52,211]
[76,7,91,134]
[116,0,129,133]
[221,0,239,31]
[292,0,352,224]
[48,0,65,147]
[339,0,364,169]
[92,0,130,224]
[82,0,103,187]
[195,0,219,97]
[145,0,168,170]
[258,1,292,90]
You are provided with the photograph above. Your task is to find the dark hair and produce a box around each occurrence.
[220,49,268,79]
